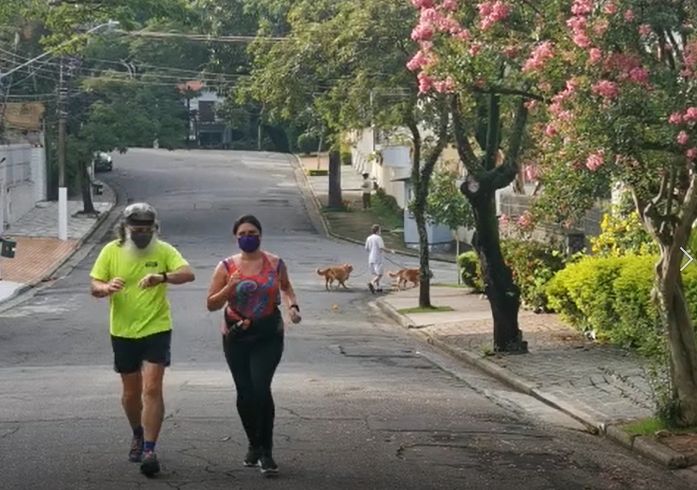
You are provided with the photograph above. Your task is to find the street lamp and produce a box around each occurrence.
[0,20,120,81]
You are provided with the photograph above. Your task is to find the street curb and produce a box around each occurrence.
[0,181,118,310]
[373,296,692,469]
[289,154,456,265]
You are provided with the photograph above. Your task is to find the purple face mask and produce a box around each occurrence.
[238,235,260,253]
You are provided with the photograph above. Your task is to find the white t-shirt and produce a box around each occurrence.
[361,179,372,194]
[365,233,385,263]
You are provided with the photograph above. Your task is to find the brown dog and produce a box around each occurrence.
[389,268,421,290]
[317,264,353,290]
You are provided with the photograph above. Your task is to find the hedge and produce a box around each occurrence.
[546,254,697,354]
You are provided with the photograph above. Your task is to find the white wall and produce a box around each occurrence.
[0,143,46,232]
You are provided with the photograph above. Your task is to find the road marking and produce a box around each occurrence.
[681,247,694,271]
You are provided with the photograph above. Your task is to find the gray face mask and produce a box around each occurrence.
[130,231,154,249]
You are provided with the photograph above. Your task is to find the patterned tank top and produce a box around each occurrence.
[222,253,282,323]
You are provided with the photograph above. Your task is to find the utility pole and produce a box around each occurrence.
[57,57,68,240]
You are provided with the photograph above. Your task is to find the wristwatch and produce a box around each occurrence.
[290,304,300,312]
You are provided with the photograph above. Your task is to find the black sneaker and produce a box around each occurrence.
[259,455,279,477]
[128,435,144,463]
[244,446,261,467]
[140,451,160,477]
[367,282,375,294]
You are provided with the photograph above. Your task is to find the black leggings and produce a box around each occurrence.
[223,332,284,454]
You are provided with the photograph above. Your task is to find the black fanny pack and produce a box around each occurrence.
[224,307,282,341]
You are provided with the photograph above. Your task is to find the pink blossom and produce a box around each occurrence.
[499,213,510,226]
[571,0,593,16]
[407,50,431,71]
[420,7,439,22]
[411,0,434,8]
[592,80,619,99]
[411,22,434,41]
[469,43,482,56]
[567,16,587,34]
[687,148,697,161]
[478,1,511,30]
[669,112,684,125]
[434,77,456,93]
[557,110,574,122]
[503,45,519,59]
[418,72,434,93]
[624,9,635,22]
[603,2,618,15]
[522,41,554,73]
[678,130,690,145]
[628,67,650,85]
[455,28,471,41]
[585,150,605,171]
[523,164,539,182]
[593,19,609,37]
[545,124,558,137]
[639,24,652,37]
[589,48,603,64]
[517,211,535,231]
[573,32,591,48]
[685,107,697,123]
[442,0,458,11]
[524,100,538,110]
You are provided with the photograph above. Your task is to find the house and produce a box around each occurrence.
[348,127,456,251]
[0,102,47,233]
[177,81,233,148]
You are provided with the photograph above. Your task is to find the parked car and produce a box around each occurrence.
[93,152,113,172]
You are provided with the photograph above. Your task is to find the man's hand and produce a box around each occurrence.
[139,273,165,289]
[106,277,125,294]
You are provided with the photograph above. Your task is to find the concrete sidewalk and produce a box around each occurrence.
[375,286,697,469]
[0,185,115,305]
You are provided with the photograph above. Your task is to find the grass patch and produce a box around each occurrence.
[623,417,697,436]
[308,169,328,176]
[398,305,454,314]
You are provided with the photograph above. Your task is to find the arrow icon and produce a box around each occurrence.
[681,247,694,271]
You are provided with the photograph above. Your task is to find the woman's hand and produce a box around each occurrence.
[227,271,242,289]
[289,306,302,324]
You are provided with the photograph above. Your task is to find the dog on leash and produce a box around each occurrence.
[316,264,353,290]
[389,268,422,290]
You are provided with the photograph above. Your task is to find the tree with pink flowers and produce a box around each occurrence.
[408,0,552,352]
[529,0,697,425]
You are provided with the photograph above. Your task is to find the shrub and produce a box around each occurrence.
[501,240,565,312]
[457,251,484,292]
[457,240,565,308]
[546,256,628,338]
[297,133,319,155]
[341,151,352,166]
[591,209,658,257]
[547,254,697,354]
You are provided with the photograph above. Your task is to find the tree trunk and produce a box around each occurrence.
[656,245,697,426]
[327,149,343,209]
[79,158,95,214]
[467,184,525,353]
[413,188,432,308]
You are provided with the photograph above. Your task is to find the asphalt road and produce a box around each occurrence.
[0,149,692,489]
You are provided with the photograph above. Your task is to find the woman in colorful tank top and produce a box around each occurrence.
[206,214,301,478]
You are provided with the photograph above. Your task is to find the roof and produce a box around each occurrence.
[177,80,205,93]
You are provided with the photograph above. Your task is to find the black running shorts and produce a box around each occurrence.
[111,330,172,374]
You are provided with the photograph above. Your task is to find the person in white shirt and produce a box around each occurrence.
[365,224,393,293]
[361,173,372,210]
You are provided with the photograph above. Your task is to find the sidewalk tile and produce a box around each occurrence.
[0,237,77,284]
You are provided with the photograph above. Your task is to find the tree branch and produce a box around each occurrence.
[469,84,544,101]
[450,94,480,171]
[421,95,450,183]
[484,93,500,170]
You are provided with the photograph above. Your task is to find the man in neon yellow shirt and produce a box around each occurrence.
[90,202,194,477]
